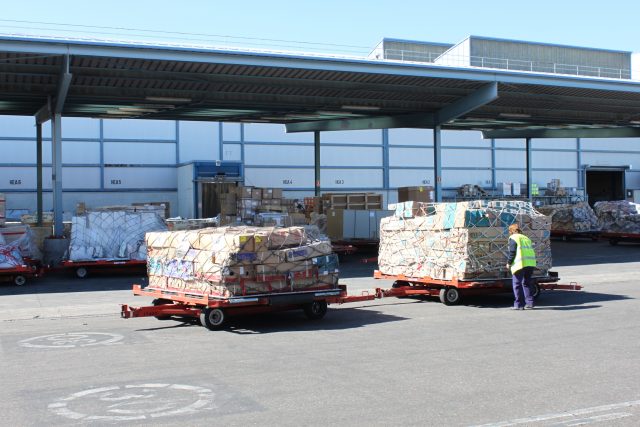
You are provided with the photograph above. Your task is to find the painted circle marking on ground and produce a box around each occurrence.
[19,332,124,349]
[48,383,215,421]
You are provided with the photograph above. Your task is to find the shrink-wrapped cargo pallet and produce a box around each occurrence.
[69,209,167,261]
[594,200,640,233]
[145,225,338,298]
[379,200,552,280]
[537,202,600,233]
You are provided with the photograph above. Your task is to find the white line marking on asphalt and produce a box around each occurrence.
[558,412,633,426]
[48,383,215,421]
[19,332,124,348]
[470,399,640,426]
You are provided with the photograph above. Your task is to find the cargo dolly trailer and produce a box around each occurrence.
[373,270,581,305]
[121,283,375,330]
[62,259,146,279]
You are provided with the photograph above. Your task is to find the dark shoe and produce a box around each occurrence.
[524,305,534,310]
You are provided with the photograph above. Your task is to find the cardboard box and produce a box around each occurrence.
[327,208,344,240]
[261,188,273,199]
[251,188,262,200]
[272,188,283,199]
[237,186,253,199]
[398,186,434,203]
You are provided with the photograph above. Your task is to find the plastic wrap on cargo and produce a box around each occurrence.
[537,202,600,232]
[594,200,640,233]
[0,224,41,260]
[378,200,552,280]
[145,225,337,297]
[69,210,167,261]
[0,241,24,269]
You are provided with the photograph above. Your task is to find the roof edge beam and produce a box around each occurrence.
[285,112,436,133]
[435,82,498,125]
[54,55,71,114]
[285,82,498,133]
[483,127,640,139]
[35,100,51,125]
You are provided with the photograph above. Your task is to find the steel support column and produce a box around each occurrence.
[314,131,321,196]
[36,122,43,225]
[51,113,63,235]
[433,126,442,202]
[526,137,533,201]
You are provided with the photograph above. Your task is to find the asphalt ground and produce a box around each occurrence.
[1,240,639,426]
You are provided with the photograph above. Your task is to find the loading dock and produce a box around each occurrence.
[2,36,640,228]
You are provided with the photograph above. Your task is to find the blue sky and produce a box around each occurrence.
[1,0,639,53]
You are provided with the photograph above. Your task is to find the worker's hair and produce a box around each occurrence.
[508,223,521,234]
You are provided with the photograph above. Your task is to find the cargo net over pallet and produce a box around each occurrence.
[145,225,339,298]
[537,202,600,233]
[594,200,640,233]
[69,208,167,261]
[379,200,552,281]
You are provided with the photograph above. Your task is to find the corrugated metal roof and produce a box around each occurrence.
[2,35,640,131]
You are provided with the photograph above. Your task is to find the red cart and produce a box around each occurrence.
[0,262,43,286]
[62,259,146,278]
[373,270,581,305]
[122,283,374,330]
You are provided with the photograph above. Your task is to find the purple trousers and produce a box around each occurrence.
[512,266,535,308]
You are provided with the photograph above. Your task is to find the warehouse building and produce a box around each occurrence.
[1,35,640,219]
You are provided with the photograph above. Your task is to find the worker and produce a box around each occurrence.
[506,223,537,310]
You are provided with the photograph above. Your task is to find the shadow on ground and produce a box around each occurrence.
[460,288,632,310]
[136,305,411,334]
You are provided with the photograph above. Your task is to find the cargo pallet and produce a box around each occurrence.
[373,270,581,305]
[122,283,374,330]
[62,259,146,279]
[600,232,640,245]
[0,261,43,286]
[550,230,600,241]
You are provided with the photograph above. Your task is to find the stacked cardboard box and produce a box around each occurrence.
[545,179,567,196]
[69,208,167,261]
[594,200,640,233]
[537,203,600,232]
[378,200,552,280]
[234,186,290,224]
[322,192,383,211]
[397,186,433,203]
[145,225,338,297]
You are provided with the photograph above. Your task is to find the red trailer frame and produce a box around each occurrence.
[600,231,640,245]
[550,230,600,241]
[0,263,43,286]
[122,283,375,330]
[373,270,581,305]
[62,259,146,278]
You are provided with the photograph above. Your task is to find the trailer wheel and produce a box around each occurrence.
[14,275,27,286]
[609,239,619,246]
[200,308,226,330]
[152,298,173,320]
[75,267,88,279]
[439,287,461,305]
[303,300,328,320]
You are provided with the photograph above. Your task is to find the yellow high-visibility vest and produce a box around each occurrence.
[509,233,537,273]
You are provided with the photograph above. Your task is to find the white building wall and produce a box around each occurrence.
[4,114,640,216]
[178,121,220,163]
